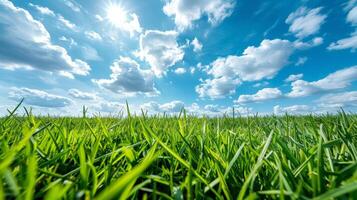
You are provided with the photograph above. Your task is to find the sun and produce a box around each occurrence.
[106,4,127,27]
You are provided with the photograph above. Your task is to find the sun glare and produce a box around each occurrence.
[106,4,127,27]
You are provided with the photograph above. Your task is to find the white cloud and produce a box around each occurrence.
[140,101,252,116]
[288,66,357,97]
[293,37,323,49]
[0,0,90,77]
[196,39,294,99]
[235,88,282,104]
[253,81,269,88]
[196,76,240,99]
[28,3,77,32]
[285,7,327,38]
[189,66,196,74]
[63,0,81,12]
[174,67,186,74]
[140,100,184,113]
[318,91,357,108]
[96,101,125,113]
[295,57,307,66]
[160,101,185,112]
[208,39,294,81]
[163,0,235,31]
[136,30,184,77]
[68,89,97,100]
[29,3,55,16]
[93,56,159,96]
[328,33,357,51]
[328,4,357,51]
[58,15,77,31]
[85,31,102,41]
[273,104,310,115]
[8,87,72,108]
[59,36,77,47]
[285,73,303,82]
[347,6,357,26]
[191,37,203,52]
[81,46,101,61]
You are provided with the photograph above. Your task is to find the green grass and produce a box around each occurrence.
[1,102,357,199]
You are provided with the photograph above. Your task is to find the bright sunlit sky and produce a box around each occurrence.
[0,0,357,116]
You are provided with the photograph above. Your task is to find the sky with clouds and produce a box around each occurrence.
[0,0,357,116]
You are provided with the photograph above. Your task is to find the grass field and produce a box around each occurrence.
[1,102,357,199]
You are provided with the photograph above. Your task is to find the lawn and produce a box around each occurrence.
[0,102,357,199]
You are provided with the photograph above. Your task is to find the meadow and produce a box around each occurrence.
[0,102,357,199]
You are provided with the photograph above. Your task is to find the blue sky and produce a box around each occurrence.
[0,0,357,116]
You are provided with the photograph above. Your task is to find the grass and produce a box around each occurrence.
[0,101,357,199]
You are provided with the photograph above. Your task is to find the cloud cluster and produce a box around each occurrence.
[9,87,72,108]
[287,66,357,97]
[29,3,55,16]
[328,4,357,51]
[0,0,90,78]
[285,74,303,82]
[286,7,327,38]
[196,39,294,99]
[85,31,102,41]
[163,0,235,31]
[140,101,251,116]
[191,37,203,52]
[235,88,282,104]
[273,105,311,115]
[93,57,159,96]
[318,91,357,108]
[68,89,98,100]
[136,30,184,77]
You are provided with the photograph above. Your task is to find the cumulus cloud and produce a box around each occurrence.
[318,91,357,108]
[285,74,303,82]
[273,105,311,115]
[208,39,294,81]
[68,89,97,100]
[160,101,185,112]
[174,67,186,74]
[196,76,240,99]
[96,101,125,113]
[59,36,77,48]
[327,4,357,51]
[163,0,235,31]
[0,0,90,77]
[63,0,81,12]
[93,56,159,96]
[293,37,323,49]
[29,2,77,31]
[136,30,184,77]
[85,31,102,41]
[235,88,282,104]
[196,39,294,99]
[29,3,55,16]
[8,87,72,108]
[347,6,357,26]
[141,100,184,113]
[140,101,251,116]
[287,66,357,97]
[58,15,77,31]
[191,37,203,52]
[285,7,327,38]
[328,33,357,51]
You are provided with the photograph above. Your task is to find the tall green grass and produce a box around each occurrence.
[0,101,357,199]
